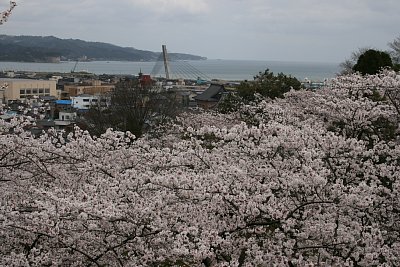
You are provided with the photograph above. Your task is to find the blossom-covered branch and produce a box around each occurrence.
[0,1,17,25]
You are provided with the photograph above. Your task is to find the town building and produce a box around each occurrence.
[62,80,115,98]
[32,110,77,135]
[0,78,57,103]
[0,86,5,106]
[54,111,77,128]
[195,84,228,109]
[71,94,109,111]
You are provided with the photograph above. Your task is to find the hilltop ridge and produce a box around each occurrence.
[0,35,207,62]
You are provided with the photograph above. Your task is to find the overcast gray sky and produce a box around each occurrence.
[1,0,400,62]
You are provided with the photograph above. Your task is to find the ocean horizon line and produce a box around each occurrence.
[1,59,340,81]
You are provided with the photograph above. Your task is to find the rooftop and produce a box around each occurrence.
[195,84,226,102]
[56,100,72,105]
[0,78,55,82]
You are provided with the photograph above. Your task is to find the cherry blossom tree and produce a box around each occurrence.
[0,70,399,266]
[388,35,400,64]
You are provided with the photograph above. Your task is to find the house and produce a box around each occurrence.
[0,111,18,121]
[71,94,109,111]
[63,80,115,98]
[55,99,72,110]
[54,111,77,131]
[31,110,77,135]
[195,84,227,109]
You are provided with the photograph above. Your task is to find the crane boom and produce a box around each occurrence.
[71,60,79,73]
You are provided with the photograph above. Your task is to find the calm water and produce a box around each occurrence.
[0,60,340,81]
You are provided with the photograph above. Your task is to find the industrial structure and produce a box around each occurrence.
[151,45,211,81]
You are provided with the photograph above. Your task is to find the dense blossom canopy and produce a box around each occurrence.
[0,71,399,266]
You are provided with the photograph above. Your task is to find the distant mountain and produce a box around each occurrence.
[0,35,207,62]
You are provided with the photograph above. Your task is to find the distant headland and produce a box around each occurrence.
[0,35,207,63]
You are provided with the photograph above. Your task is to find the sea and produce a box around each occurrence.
[0,60,340,82]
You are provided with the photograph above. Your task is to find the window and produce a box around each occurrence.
[26,89,32,94]
[45,89,50,94]
[20,89,25,95]
[91,99,98,102]
[33,89,38,94]
[83,99,90,102]
[39,89,44,94]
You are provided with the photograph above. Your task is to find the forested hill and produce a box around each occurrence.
[0,35,207,62]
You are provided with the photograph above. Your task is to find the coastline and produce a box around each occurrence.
[0,59,340,81]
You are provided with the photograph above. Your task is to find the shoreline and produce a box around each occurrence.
[0,60,340,81]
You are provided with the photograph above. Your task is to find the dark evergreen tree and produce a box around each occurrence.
[353,49,393,75]
[237,69,302,101]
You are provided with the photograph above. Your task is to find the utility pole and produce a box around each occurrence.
[162,45,171,80]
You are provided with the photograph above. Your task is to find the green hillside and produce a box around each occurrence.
[0,35,206,62]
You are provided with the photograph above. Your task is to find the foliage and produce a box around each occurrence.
[217,93,243,114]
[236,69,302,101]
[1,71,400,266]
[388,35,400,64]
[339,47,371,75]
[0,35,205,62]
[83,79,180,138]
[353,49,393,75]
[0,43,61,62]
[339,35,400,75]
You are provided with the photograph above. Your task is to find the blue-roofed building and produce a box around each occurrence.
[56,100,72,105]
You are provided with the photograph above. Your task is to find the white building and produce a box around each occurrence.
[54,111,77,127]
[70,94,109,110]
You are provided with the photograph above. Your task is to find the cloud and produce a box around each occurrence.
[124,0,209,14]
[2,0,400,62]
